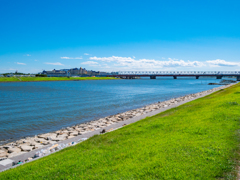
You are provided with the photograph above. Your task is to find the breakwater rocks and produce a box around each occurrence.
[0,84,234,161]
[208,79,237,85]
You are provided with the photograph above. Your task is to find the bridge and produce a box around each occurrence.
[108,71,240,81]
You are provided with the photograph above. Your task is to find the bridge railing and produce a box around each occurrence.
[117,71,240,75]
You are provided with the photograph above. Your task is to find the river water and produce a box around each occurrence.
[0,77,223,144]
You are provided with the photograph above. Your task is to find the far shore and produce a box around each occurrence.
[0,77,117,83]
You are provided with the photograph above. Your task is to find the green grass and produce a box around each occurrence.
[1,84,240,179]
[0,77,116,82]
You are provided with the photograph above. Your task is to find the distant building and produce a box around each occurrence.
[69,68,80,75]
[13,75,35,77]
[42,69,70,77]
[0,75,4,77]
[60,69,70,72]
[69,67,88,75]
[86,70,100,76]
[40,67,112,77]
[7,74,14,77]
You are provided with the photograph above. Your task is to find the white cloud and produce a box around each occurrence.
[133,56,135,58]
[81,61,99,66]
[89,56,204,70]
[17,62,26,65]
[84,53,90,55]
[44,62,64,66]
[206,59,240,67]
[81,61,98,65]
[34,60,38,61]
[60,57,82,59]
[26,54,31,56]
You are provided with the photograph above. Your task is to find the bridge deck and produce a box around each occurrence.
[109,74,238,77]
[107,73,240,81]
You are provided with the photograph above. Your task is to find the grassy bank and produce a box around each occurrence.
[1,84,240,179]
[0,77,116,82]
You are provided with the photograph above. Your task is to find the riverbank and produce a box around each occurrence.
[0,77,116,82]
[0,83,239,179]
[0,83,235,160]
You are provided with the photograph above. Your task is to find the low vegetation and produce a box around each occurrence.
[0,77,116,82]
[1,84,240,179]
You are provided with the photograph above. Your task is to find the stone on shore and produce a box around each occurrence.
[51,134,68,141]
[3,146,11,150]
[69,131,79,136]
[0,150,8,158]
[38,133,57,140]
[22,140,38,146]
[55,130,62,134]
[34,144,44,149]
[20,145,33,152]
[34,138,50,144]
[8,147,21,154]
[67,136,76,139]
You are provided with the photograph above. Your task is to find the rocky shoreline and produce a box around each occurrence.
[0,84,234,161]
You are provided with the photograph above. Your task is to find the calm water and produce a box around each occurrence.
[0,77,223,144]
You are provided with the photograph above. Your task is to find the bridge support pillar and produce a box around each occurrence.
[173,76,177,79]
[216,76,223,79]
[237,76,240,81]
[196,76,199,79]
[150,76,156,79]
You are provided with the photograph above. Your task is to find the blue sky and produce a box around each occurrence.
[0,0,240,73]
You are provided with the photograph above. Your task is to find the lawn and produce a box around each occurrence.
[0,77,116,82]
[1,84,240,179]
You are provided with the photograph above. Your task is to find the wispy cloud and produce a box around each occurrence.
[206,59,240,67]
[26,54,31,56]
[0,68,16,73]
[44,62,64,66]
[81,61,99,66]
[34,60,38,61]
[84,53,90,55]
[17,62,26,65]
[89,56,204,70]
[60,57,82,59]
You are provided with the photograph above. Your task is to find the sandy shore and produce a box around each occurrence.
[0,83,235,162]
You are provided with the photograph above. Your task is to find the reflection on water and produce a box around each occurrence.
[0,77,223,143]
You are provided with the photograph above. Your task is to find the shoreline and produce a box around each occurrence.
[0,78,117,83]
[0,83,235,163]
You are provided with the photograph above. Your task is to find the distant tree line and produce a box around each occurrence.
[1,71,32,77]
[35,74,47,77]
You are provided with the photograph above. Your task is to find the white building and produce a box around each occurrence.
[42,69,70,77]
